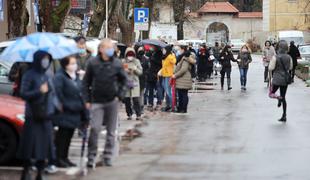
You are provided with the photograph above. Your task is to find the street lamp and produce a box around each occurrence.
[106,0,108,38]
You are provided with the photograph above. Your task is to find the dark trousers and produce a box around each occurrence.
[290,65,297,81]
[177,89,189,112]
[55,127,75,160]
[146,81,157,106]
[124,97,141,117]
[271,85,288,116]
[220,67,232,88]
[264,66,269,81]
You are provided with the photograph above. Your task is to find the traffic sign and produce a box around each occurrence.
[134,8,149,31]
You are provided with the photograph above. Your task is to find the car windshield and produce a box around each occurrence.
[299,46,310,54]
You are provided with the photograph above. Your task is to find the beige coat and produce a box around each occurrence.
[123,48,143,97]
[174,55,196,90]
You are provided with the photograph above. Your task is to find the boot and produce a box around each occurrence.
[21,168,32,180]
[35,171,45,180]
[278,114,287,123]
[227,78,232,90]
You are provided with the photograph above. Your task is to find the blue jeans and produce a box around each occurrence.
[162,77,172,107]
[156,77,164,105]
[239,68,248,87]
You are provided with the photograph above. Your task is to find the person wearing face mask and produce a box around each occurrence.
[83,39,128,167]
[74,36,92,79]
[122,48,143,120]
[18,50,57,180]
[219,45,236,90]
[53,56,89,168]
[136,47,149,113]
[158,45,176,112]
[236,45,252,91]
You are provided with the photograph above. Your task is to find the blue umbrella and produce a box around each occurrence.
[0,32,79,62]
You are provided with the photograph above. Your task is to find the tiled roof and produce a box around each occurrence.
[238,12,263,18]
[198,2,239,13]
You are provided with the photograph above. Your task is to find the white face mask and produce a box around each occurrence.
[66,63,78,73]
[127,56,134,61]
[241,48,248,53]
[162,49,167,55]
[41,58,50,69]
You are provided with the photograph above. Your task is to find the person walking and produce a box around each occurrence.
[263,40,276,82]
[288,41,301,83]
[123,47,143,120]
[236,45,252,90]
[158,45,176,112]
[53,55,89,168]
[18,50,56,180]
[172,50,196,113]
[212,42,221,76]
[219,45,236,90]
[269,40,293,122]
[83,39,127,167]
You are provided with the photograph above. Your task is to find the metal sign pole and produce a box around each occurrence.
[105,0,108,38]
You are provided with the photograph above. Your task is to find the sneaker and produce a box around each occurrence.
[104,158,113,167]
[96,158,113,167]
[65,159,77,167]
[161,106,171,112]
[127,116,132,120]
[136,116,143,121]
[45,165,58,174]
[87,159,95,168]
[228,87,232,91]
[56,159,70,168]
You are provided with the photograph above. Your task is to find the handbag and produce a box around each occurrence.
[278,57,292,85]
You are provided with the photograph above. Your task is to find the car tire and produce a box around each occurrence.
[0,121,18,165]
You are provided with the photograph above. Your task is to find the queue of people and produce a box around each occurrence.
[14,35,300,180]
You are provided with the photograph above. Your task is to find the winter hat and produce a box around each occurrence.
[125,47,136,57]
[278,40,288,54]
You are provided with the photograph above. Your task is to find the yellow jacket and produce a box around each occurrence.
[160,54,176,77]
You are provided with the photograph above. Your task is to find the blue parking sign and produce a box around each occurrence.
[134,8,149,23]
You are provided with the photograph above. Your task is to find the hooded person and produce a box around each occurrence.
[172,50,196,113]
[122,47,143,120]
[158,45,176,112]
[18,50,57,180]
[269,40,293,123]
[288,41,301,82]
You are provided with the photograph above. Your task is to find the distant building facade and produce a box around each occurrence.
[183,2,263,44]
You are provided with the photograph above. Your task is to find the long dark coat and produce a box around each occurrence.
[52,69,86,129]
[17,51,56,161]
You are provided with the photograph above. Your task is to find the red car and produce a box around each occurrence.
[0,95,24,164]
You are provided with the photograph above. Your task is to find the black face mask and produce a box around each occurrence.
[138,51,145,56]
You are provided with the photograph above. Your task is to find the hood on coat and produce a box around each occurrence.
[183,55,196,65]
[125,47,136,57]
[32,50,52,73]
[277,40,289,54]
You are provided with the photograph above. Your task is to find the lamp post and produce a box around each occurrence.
[105,0,108,38]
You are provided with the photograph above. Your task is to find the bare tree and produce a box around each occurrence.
[7,0,29,38]
[173,0,186,40]
[39,0,71,32]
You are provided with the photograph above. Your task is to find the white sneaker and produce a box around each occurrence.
[45,165,58,174]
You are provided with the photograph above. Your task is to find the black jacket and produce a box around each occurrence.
[219,51,235,68]
[288,45,300,67]
[138,55,150,89]
[147,51,162,82]
[53,69,87,129]
[83,56,128,103]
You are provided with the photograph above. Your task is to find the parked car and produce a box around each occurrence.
[230,39,245,52]
[0,61,13,95]
[0,95,24,164]
[299,45,310,62]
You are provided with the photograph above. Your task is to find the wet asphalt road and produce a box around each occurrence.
[83,55,310,180]
[1,55,310,180]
